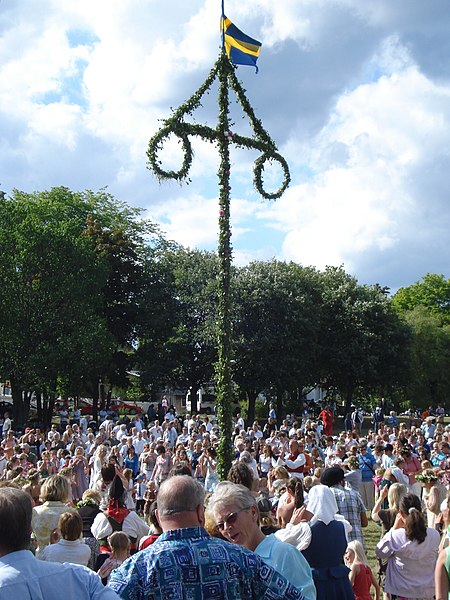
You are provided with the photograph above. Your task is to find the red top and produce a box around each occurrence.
[139,534,161,550]
[352,563,373,600]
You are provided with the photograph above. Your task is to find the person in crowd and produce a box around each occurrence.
[31,474,77,556]
[149,444,172,488]
[399,445,422,497]
[276,478,304,528]
[0,487,119,599]
[417,468,447,528]
[345,540,380,600]
[138,500,163,550]
[435,545,450,600]
[318,405,334,436]
[227,462,255,492]
[97,532,130,586]
[108,475,306,599]
[357,441,377,510]
[91,475,149,554]
[77,488,102,570]
[70,446,89,502]
[299,484,355,600]
[38,510,91,566]
[89,444,108,488]
[376,493,440,600]
[344,455,362,492]
[21,468,41,506]
[320,465,368,547]
[209,480,316,600]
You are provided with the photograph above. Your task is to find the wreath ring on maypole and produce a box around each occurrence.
[147,124,193,182]
[253,152,291,200]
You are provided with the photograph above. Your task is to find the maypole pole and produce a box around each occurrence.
[147,1,290,479]
[215,28,234,478]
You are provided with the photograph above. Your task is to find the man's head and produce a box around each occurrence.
[320,465,345,487]
[0,487,33,555]
[156,476,205,530]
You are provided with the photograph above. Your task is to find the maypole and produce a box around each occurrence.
[147,2,290,479]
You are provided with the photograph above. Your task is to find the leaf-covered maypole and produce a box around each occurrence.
[147,1,290,479]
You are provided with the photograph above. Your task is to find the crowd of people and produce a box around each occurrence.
[0,400,450,599]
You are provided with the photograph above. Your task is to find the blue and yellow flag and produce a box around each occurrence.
[221,16,262,72]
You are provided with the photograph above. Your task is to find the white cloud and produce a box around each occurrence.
[0,0,449,289]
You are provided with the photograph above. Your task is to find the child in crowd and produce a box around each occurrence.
[135,473,147,515]
[373,467,385,499]
[150,444,172,489]
[139,500,163,550]
[97,531,130,585]
[345,540,380,600]
[122,468,136,510]
[39,511,91,567]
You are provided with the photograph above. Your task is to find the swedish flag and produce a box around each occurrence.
[221,16,262,72]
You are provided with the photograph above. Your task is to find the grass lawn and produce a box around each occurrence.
[363,515,382,572]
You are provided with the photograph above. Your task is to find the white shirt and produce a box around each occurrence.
[2,418,11,436]
[91,511,149,543]
[38,539,91,566]
[132,438,146,455]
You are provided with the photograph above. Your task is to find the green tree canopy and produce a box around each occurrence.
[392,274,450,324]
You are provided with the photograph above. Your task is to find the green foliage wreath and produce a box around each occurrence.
[147,52,290,200]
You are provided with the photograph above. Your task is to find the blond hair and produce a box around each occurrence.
[40,474,70,503]
[346,540,369,566]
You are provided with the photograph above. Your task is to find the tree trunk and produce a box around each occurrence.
[344,386,354,416]
[92,379,100,421]
[11,376,25,430]
[42,388,56,430]
[246,389,258,425]
[276,386,283,425]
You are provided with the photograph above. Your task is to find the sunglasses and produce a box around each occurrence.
[216,507,250,531]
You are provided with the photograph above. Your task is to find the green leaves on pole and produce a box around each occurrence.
[147,50,290,478]
[147,52,290,200]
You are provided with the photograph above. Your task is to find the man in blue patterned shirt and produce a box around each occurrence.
[108,475,304,600]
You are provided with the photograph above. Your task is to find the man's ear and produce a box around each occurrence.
[196,504,205,526]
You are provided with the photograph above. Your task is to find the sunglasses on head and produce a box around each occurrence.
[216,507,250,530]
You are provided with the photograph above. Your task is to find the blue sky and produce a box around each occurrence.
[1,0,449,291]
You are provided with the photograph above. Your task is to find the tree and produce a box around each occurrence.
[233,260,323,423]
[0,188,115,426]
[400,307,450,408]
[317,267,410,414]
[0,187,155,427]
[392,274,450,324]
[137,246,219,414]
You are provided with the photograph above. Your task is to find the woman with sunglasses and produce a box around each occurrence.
[208,481,316,600]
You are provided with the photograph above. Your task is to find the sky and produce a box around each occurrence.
[1,0,449,292]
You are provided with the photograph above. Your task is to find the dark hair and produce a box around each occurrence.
[156,444,166,455]
[286,478,305,508]
[227,463,253,491]
[400,494,426,543]
[59,511,82,541]
[169,463,192,477]
[0,488,33,552]
[101,464,116,484]
[148,500,161,531]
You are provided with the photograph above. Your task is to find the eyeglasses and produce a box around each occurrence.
[216,507,250,530]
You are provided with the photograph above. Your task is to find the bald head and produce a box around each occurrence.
[156,476,205,531]
[158,476,205,516]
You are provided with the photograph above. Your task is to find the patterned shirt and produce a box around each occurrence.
[108,526,305,600]
[330,485,366,546]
